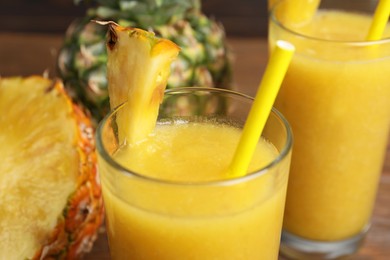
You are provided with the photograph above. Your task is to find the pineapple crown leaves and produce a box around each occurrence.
[75,0,201,28]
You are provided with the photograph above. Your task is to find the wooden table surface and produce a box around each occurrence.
[1,32,389,259]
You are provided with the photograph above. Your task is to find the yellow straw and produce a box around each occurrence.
[228,40,295,178]
[366,0,390,41]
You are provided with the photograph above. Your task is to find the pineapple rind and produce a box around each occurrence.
[34,86,104,260]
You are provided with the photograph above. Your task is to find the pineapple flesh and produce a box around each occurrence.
[0,76,104,259]
[104,22,180,143]
[58,0,232,121]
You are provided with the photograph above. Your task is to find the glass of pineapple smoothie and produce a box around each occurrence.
[269,0,390,258]
[96,87,292,259]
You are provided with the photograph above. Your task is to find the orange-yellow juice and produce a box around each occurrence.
[270,10,390,241]
[99,120,290,259]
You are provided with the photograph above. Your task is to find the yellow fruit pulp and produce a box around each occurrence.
[270,10,390,240]
[100,121,289,259]
[0,77,78,258]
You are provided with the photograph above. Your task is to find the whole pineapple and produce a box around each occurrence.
[58,0,233,121]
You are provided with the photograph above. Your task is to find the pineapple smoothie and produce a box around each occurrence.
[97,88,292,260]
[269,2,390,244]
[268,0,320,24]
[100,120,287,259]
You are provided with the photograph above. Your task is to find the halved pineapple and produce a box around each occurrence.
[0,76,104,259]
[102,21,180,144]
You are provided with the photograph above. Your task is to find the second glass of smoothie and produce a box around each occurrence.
[269,0,390,258]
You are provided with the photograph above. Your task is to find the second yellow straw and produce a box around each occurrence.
[366,0,390,40]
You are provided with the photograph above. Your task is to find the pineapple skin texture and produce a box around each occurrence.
[0,76,104,260]
[34,103,104,260]
[57,0,233,121]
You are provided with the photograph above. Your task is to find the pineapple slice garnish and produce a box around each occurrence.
[101,21,180,144]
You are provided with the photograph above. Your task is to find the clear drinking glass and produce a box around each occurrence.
[96,87,292,259]
[269,0,390,258]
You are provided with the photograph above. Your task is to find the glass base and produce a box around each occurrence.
[280,227,369,259]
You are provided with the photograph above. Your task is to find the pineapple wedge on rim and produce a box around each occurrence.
[101,21,180,144]
[0,76,104,259]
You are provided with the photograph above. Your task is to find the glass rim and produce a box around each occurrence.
[269,1,390,46]
[96,87,293,187]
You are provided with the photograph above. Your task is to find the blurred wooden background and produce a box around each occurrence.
[0,0,269,37]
